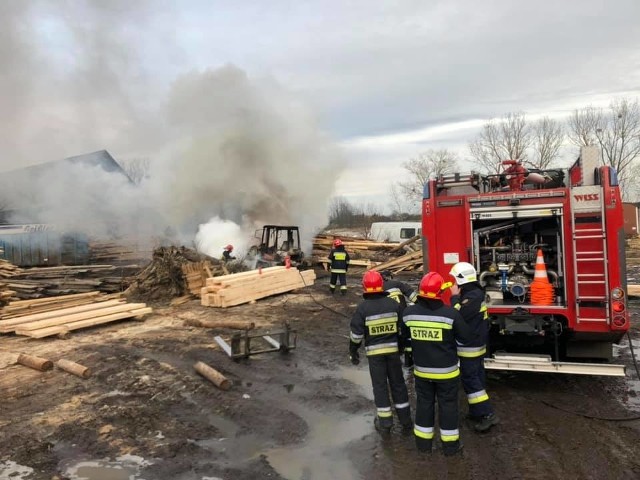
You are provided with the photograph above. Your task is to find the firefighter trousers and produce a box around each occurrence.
[367,354,411,429]
[329,272,347,293]
[414,377,460,454]
[460,357,494,418]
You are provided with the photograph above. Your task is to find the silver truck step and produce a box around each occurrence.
[484,352,626,377]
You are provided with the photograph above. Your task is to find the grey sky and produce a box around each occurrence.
[2,0,640,212]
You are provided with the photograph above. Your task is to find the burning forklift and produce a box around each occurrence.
[247,225,307,268]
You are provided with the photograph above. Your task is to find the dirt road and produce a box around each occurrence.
[1,268,640,479]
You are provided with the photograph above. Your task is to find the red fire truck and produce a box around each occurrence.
[422,146,629,375]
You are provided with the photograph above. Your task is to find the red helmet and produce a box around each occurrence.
[333,239,343,248]
[225,244,234,251]
[362,270,384,293]
[418,272,445,299]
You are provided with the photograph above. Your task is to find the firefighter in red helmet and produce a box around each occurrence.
[401,271,472,456]
[349,270,412,434]
[328,238,350,295]
[222,244,236,262]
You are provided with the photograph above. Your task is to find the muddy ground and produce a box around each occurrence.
[2,267,640,480]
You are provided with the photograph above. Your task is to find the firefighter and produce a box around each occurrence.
[402,271,472,456]
[328,238,350,295]
[381,269,417,368]
[222,244,236,262]
[449,261,499,433]
[349,270,412,434]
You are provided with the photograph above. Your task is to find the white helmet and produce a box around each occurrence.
[450,262,477,285]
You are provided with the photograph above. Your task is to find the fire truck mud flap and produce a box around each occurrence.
[484,352,626,376]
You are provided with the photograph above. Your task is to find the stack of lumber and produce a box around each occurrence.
[6,264,138,299]
[0,258,22,306]
[0,292,152,338]
[88,239,153,265]
[201,266,316,308]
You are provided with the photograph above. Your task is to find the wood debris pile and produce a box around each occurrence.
[312,234,424,275]
[0,291,151,339]
[89,239,152,265]
[201,266,316,308]
[125,246,228,301]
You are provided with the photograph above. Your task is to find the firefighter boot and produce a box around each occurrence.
[415,437,432,454]
[474,413,499,433]
[443,441,464,457]
[329,286,336,295]
[397,407,413,434]
[374,417,392,435]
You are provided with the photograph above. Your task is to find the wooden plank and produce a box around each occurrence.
[16,307,153,338]
[628,284,640,296]
[13,303,147,331]
[0,300,126,331]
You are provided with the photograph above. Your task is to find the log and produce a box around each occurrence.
[186,319,255,330]
[56,358,91,378]
[17,353,53,371]
[194,361,231,390]
[390,235,421,253]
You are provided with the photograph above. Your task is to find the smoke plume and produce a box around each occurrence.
[0,2,342,257]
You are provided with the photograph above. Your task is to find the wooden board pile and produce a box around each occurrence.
[0,258,22,306]
[201,266,316,308]
[6,264,137,299]
[88,239,153,265]
[313,233,424,275]
[0,291,152,338]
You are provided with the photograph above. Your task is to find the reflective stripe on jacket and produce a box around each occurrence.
[450,283,488,358]
[328,247,350,273]
[350,293,403,357]
[402,298,472,380]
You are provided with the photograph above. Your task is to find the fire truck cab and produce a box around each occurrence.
[422,146,629,375]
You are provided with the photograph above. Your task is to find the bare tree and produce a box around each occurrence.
[530,117,564,169]
[567,105,602,147]
[567,98,640,199]
[119,157,150,185]
[395,149,459,210]
[469,112,531,173]
[389,183,414,217]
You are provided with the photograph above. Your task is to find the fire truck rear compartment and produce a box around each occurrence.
[471,214,565,308]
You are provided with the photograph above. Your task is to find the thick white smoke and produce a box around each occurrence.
[0,3,342,257]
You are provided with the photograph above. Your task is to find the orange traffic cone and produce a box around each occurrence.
[530,249,554,305]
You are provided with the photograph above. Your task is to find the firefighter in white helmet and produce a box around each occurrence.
[449,261,499,432]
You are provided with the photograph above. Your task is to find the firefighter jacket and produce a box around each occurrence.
[402,298,472,380]
[384,279,418,306]
[328,246,350,273]
[450,282,488,359]
[350,292,403,357]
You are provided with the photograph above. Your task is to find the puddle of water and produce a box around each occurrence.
[265,408,373,480]
[335,365,374,400]
[64,455,151,480]
[194,413,265,465]
[0,461,34,480]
